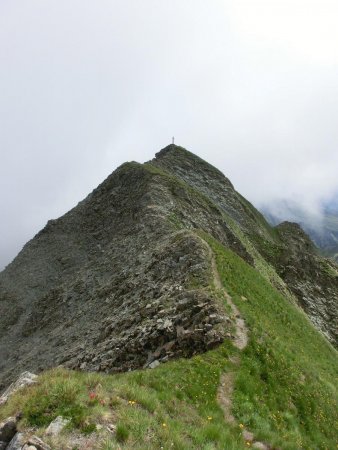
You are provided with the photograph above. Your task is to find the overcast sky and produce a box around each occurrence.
[1,0,338,269]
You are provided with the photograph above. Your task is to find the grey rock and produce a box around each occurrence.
[252,442,269,450]
[45,416,70,436]
[0,442,7,450]
[0,372,37,405]
[243,430,254,442]
[7,433,26,450]
[0,417,17,443]
[25,436,50,450]
[148,360,160,369]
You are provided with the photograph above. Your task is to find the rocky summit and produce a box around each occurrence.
[0,145,337,392]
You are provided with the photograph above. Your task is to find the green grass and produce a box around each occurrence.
[115,423,129,443]
[204,233,338,450]
[0,233,337,449]
[0,345,244,449]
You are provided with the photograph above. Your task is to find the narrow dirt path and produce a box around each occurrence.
[205,241,270,450]
[209,249,248,350]
[206,244,247,425]
[217,372,236,424]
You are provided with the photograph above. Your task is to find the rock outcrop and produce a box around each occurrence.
[0,373,37,407]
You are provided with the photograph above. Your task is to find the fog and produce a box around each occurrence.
[1,0,337,268]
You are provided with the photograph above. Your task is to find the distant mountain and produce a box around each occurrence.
[262,198,338,262]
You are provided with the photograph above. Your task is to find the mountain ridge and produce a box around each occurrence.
[0,145,336,380]
[0,144,337,449]
[0,145,337,392]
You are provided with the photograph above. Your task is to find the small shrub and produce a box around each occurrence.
[81,423,97,435]
[115,423,129,443]
[22,378,86,427]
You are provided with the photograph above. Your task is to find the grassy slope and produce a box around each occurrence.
[207,234,337,450]
[0,233,337,450]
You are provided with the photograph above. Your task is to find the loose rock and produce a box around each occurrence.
[0,417,17,443]
[148,360,160,369]
[6,433,26,450]
[45,416,70,436]
[0,373,37,406]
[252,442,269,450]
[243,430,254,442]
[25,436,51,450]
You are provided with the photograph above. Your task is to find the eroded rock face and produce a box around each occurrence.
[58,231,229,373]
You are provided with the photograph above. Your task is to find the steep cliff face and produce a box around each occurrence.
[0,145,337,391]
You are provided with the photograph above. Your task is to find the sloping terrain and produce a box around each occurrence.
[0,145,337,449]
[0,232,336,449]
[256,221,338,344]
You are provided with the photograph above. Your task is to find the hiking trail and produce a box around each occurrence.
[206,242,270,450]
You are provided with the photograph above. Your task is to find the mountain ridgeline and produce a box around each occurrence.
[0,145,337,392]
[262,200,338,262]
